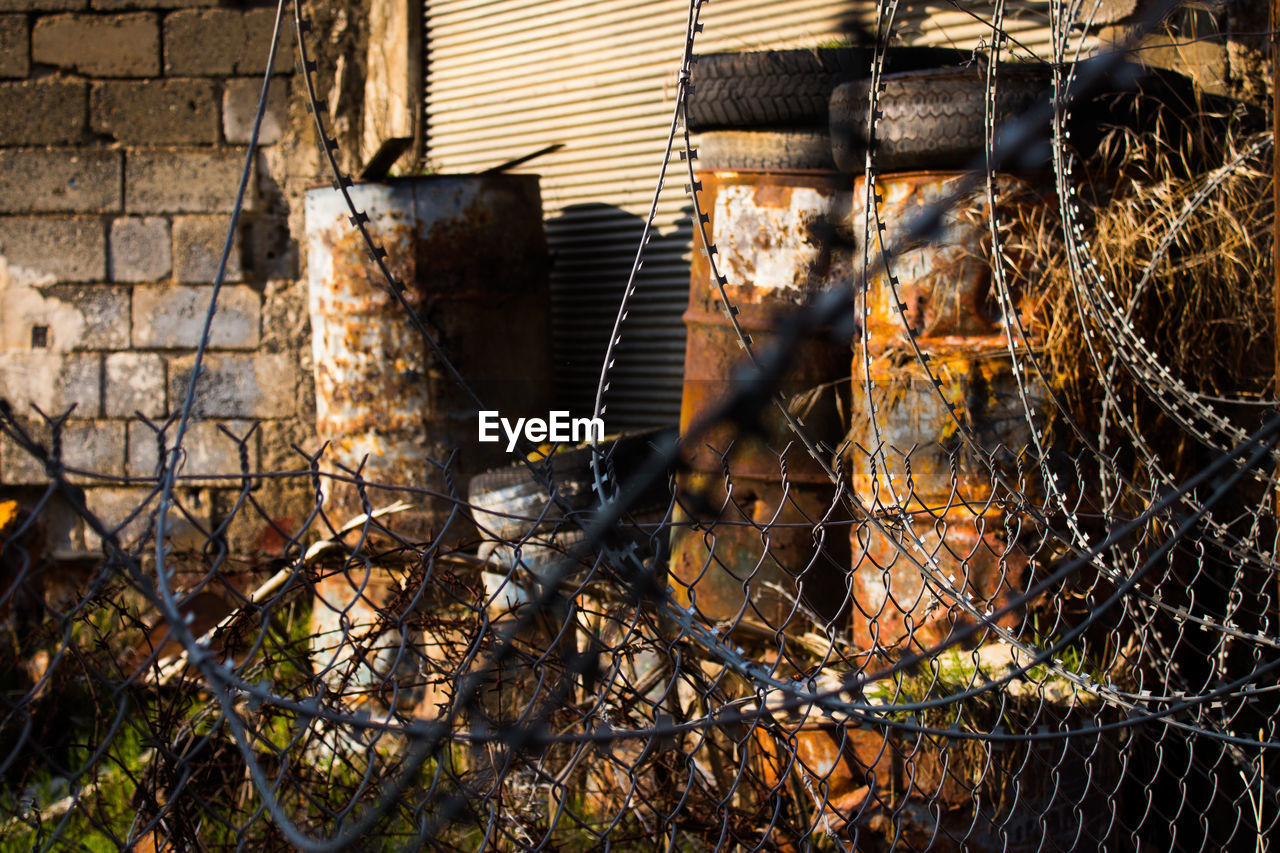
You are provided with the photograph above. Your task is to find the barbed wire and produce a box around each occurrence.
[0,0,1277,848]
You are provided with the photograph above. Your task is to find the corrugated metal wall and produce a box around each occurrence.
[423,0,1074,430]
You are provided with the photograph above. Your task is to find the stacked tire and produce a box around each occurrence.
[687,47,966,170]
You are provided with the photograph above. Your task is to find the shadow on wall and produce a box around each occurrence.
[544,203,694,432]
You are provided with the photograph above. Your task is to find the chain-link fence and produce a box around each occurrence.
[1,0,1278,849]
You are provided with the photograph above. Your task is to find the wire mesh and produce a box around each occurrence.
[0,0,1278,849]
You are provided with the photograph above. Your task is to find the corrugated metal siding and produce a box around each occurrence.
[423,0,1087,431]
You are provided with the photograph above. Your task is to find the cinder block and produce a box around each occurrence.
[125,420,159,477]
[125,147,248,213]
[0,149,121,214]
[167,352,295,419]
[0,80,86,145]
[172,215,243,283]
[110,216,170,282]
[0,16,29,77]
[164,8,292,76]
[91,79,218,145]
[92,0,205,9]
[45,284,131,349]
[127,420,257,490]
[63,419,126,479]
[182,419,257,481]
[0,276,108,351]
[32,13,159,77]
[133,284,259,349]
[81,486,155,546]
[105,351,165,417]
[0,216,105,281]
[3,418,122,483]
[222,77,289,145]
[0,352,101,419]
[0,422,46,483]
[137,418,256,482]
[0,0,84,11]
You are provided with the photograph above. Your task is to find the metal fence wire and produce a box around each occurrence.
[2,0,1279,849]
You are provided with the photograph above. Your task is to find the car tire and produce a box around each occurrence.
[829,66,1053,173]
[686,47,967,131]
[695,129,837,171]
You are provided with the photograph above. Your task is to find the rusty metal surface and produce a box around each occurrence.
[672,170,854,637]
[751,692,1113,852]
[669,470,850,631]
[682,169,853,481]
[849,506,1030,650]
[305,175,552,541]
[849,351,1042,504]
[854,172,1041,353]
[848,170,1047,654]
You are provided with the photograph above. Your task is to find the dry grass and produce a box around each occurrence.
[1013,103,1274,472]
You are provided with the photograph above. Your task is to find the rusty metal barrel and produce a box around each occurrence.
[670,168,853,632]
[306,175,552,720]
[847,171,1045,651]
[304,175,552,542]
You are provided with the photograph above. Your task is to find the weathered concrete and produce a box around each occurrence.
[1,264,87,351]
[0,80,86,145]
[0,216,105,282]
[0,15,29,78]
[64,420,126,479]
[128,418,255,481]
[91,0,204,10]
[222,78,289,145]
[0,352,100,419]
[1,418,124,483]
[361,0,417,169]
[0,149,121,214]
[91,79,219,144]
[125,147,248,213]
[164,8,293,77]
[47,284,130,349]
[172,215,243,283]
[32,13,159,77]
[109,216,170,282]
[167,352,296,419]
[133,284,259,349]
[0,0,84,12]
[105,351,165,417]
[79,486,155,546]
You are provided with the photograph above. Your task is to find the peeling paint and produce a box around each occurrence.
[672,169,854,637]
[305,175,552,541]
[0,256,85,352]
[848,171,1048,653]
[0,256,94,417]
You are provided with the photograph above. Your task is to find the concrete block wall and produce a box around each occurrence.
[0,0,314,550]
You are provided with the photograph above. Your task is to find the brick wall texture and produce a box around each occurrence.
[0,1,302,542]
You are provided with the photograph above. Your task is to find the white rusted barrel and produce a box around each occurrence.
[305,175,552,543]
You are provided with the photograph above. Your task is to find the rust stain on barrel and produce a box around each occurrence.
[855,173,1043,352]
[672,169,854,636]
[848,171,1046,653]
[682,170,853,481]
[306,175,552,541]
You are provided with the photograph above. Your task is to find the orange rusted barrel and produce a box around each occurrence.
[670,169,853,632]
[848,172,1046,652]
[305,175,552,542]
